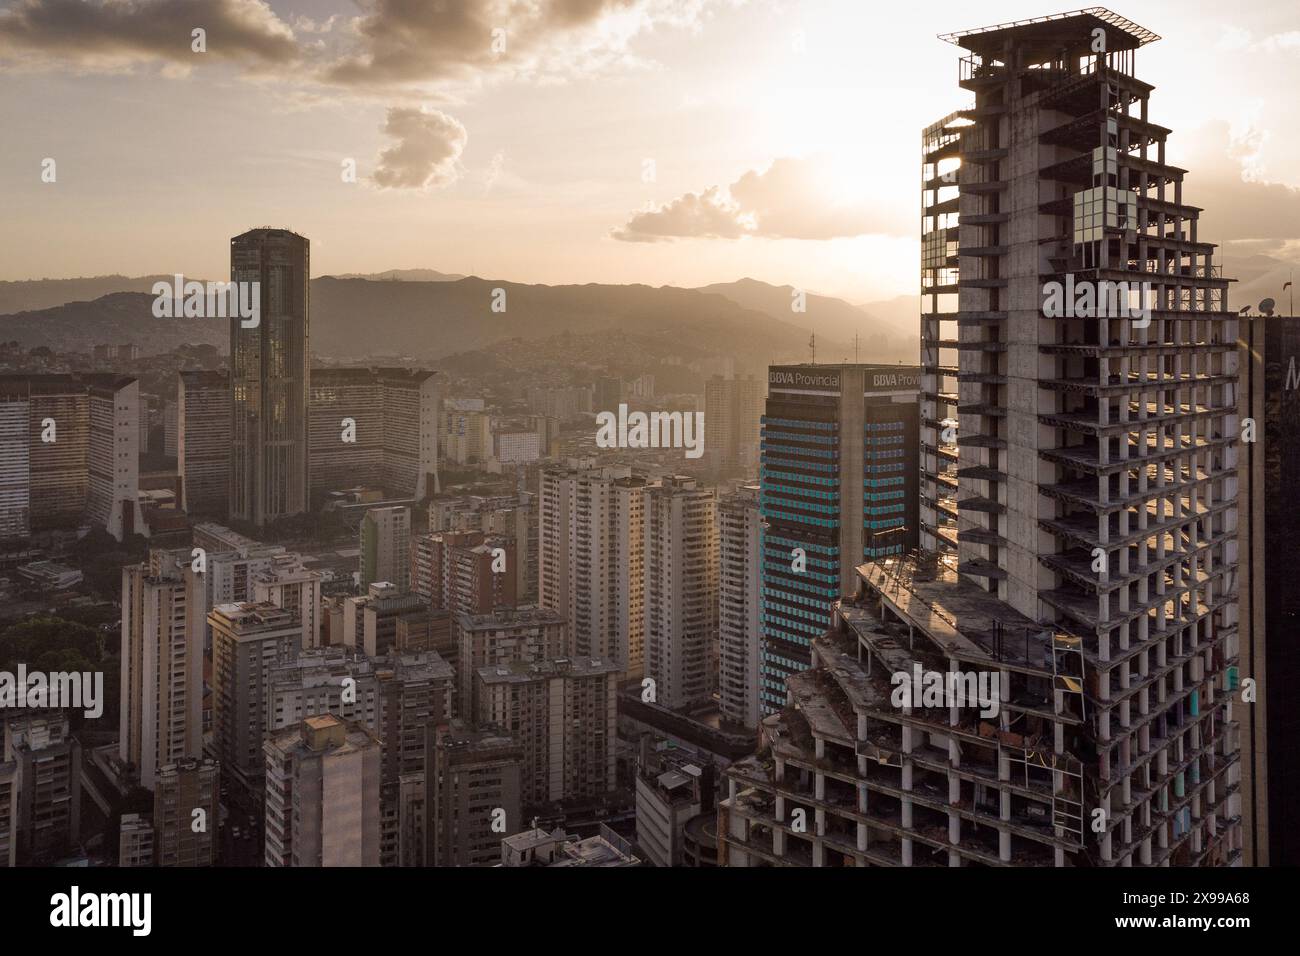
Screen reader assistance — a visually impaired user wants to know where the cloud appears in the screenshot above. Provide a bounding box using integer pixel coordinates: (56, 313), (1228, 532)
(613, 186), (753, 241)
(323, 0), (711, 91)
(0, 0), (298, 72)
(612, 155), (908, 243)
(371, 107), (468, 190)
(1175, 120), (1300, 242)
(0, 0), (719, 94)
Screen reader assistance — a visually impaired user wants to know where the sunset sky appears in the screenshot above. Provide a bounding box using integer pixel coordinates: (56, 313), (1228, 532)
(2, 0), (1298, 303)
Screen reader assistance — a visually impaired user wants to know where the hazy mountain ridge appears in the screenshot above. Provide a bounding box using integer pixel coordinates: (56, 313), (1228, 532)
(0, 275), (857, 368)
(6, 251), (1291, 367)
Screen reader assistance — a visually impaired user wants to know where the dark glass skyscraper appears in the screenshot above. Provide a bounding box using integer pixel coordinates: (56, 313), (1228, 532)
(229, 228), (310, 525)
(758, 364), (919, 715)
(1239, 313), (1300, 866)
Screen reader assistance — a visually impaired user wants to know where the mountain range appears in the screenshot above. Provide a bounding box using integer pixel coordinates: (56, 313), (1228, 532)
(4, 251), (1295, 370)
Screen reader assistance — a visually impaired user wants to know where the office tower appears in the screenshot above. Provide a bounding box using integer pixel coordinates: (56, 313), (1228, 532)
(500, 825), (640, 867)
(377, 652), (455, 866)
(163, 399), (178, 457)
(119, 814), (154, 867)
(138, 394), (155, 454)
(269, 649), (383, 733)
(474, 656), (620, 808)
(252, 557), (324, 650)
(0, 759), (15, 867)
(153, 757), (218, 867)
(644, 476), (718, 710)
(120, 549), (205, 789)
(229, 228), (310, 525)
(307, 367), (439, 503)
(210, 601), (301, 802)
(0, 373), (144, 540)
(1238, 313), (1297, 865)
(594, 376), (623, 411)
(634, 736), (714, 868)
(704, 374), (765, 474)
(360, 505), (411, 591)
(494, 429), (541, 464)
(539, 460), (649, 677)
(4, 710), (81, 864)
(263, 715), (382, 867)
(455, 607), (569, 713)
(758, 364), (920, 715)
(426, 721), (523, 867)
(722, 10), (1239, 869)
(177, 370), (231, 517)
(718, 484), (763, 729)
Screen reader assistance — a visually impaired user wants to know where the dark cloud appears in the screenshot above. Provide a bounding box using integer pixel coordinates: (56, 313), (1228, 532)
(0, 0), (298, 71)
(371, 107), (468, 190)
(324, 0), (701, 89)
(0, 0), (712, 91)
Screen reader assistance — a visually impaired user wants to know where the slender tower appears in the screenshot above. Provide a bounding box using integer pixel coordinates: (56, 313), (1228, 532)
(229, 228), (310, 525)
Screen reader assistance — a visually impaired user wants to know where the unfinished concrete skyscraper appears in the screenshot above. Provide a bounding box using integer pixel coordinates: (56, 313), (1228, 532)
(722, 9), (1241, 867)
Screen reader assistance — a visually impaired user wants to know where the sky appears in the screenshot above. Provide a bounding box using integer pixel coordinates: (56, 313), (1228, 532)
(1, 0), (1298, 303)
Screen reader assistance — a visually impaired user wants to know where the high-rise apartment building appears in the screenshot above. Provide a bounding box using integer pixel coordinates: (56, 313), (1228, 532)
(252, 556), (324, 650)
(426, 492), (537, 602)
(308, 367), (439, 503)
(377, 652), (455, 866)
(0, 373), (144, 540)
(474, 656), (620, 808)
(718, 484), (764, 729)
(210, 601), (301, 802)
(153, 757), (219, 867)
(263, 715), (382, 867)
(120, 549), (205, 789)
(758, 364), (921, 715)
(360, 505), (411, 591)
(644, 476), (719, 710)
(229, 228), (310, 525)
(4, 710), (81, 864)
(1238, 312), (1297, 866)
(0, 759), (15, 867)
(722, 10), (1240, 869)
(269, 648), (383, 733)
(704, 374), (765, 474)
(177, 370), (231, 517)
(455, 607), (569, 713)
(426, 721), (523, 867)
(538, 460), (650, 677)
(440, 406), (492, 466)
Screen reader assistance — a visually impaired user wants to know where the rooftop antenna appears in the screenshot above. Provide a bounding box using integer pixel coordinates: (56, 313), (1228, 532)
(854, 332), (860, 364)
(1285, 271), (1293, 317)
(809, 333), (816, 365)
